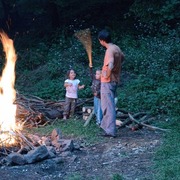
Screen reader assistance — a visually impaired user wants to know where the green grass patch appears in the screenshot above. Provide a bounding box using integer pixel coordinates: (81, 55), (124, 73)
(28, 117), (103, 144)
(153, 117), (180, 180)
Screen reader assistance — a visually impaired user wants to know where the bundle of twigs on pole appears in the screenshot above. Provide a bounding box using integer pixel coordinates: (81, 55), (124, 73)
(74, 28), (92, 67)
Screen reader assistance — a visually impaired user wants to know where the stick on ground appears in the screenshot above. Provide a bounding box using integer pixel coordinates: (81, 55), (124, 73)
(83, 109), (94, 127)
(128, 113), (170, 132)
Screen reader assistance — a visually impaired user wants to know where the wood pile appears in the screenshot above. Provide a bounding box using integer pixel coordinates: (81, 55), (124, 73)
(82, 106), (94, 120)
(82, 106), (169, 132)
(115, 109), (169, 132)
(14, 93), (93, 128)
(13, 92), (168, 132)
(14, 93), (64, 128)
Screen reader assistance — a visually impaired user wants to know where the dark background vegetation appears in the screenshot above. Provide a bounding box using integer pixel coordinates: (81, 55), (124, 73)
(0, 0), (180, 179)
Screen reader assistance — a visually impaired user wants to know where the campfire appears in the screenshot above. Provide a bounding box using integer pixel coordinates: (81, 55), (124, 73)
(0, 32), (76, 166)
(0, 32), (22, 147)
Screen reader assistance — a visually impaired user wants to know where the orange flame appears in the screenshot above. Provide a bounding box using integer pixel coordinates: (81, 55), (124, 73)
(0, 32), (20, 146)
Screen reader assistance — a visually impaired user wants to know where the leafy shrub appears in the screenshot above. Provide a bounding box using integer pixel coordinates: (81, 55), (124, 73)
(118, 75), (180, 116)
(121, 35), (180, 81)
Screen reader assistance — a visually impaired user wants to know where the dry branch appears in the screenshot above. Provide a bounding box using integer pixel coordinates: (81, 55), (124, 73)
(83, 109), (94, 127)
(128, 113), (170, 132)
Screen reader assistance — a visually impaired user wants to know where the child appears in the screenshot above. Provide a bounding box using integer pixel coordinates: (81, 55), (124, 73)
(63, 69), (85, 120)
(90, 67), (102, 126)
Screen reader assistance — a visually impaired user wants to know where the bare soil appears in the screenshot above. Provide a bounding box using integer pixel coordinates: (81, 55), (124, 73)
(0, 127), (162, 180)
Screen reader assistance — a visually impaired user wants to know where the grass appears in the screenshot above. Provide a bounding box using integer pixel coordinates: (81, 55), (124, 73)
(28, 116), (104, 145)
(153, 117), (180, 180)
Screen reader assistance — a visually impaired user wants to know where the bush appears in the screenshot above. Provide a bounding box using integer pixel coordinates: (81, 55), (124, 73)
(121, 35), (180, 81)
(118, 75), (180, 116)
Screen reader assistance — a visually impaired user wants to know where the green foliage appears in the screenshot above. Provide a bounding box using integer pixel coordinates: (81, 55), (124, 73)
(112, 174), (124, 180)
(116, 30), (180, 119)
(65, 173), (83, 180)
(130, 0), (180, 25)
(118, 75), (180, 116)
(16, 42), (48, 71)
(32, 79), (65, 100)
(128, 0), (180, 37)
(121, 35), (180, 81)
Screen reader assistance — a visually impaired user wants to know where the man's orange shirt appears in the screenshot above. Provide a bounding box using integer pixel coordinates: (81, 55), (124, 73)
(101, 61), (111, 82)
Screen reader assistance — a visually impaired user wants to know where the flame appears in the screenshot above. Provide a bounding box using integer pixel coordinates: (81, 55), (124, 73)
(0, 32), (20, 146)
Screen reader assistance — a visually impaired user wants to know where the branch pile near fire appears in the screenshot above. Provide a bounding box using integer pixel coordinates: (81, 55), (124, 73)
(15, 93), (64, 128)
(14, 94), (93, 128)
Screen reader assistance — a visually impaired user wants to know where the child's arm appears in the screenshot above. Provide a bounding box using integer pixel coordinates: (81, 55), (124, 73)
(64, 82), (72, 87)
(79, 84), (85, 89)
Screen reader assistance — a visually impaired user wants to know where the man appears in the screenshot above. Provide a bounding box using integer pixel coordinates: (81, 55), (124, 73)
(98, 29), (124, 137)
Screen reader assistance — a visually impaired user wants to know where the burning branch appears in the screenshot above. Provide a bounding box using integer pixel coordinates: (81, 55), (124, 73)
(74, 29), (92, 67)
(0, 31), (22, 147)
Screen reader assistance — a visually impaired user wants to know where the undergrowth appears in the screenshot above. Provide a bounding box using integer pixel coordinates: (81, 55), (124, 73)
(153, 117), (180, 180)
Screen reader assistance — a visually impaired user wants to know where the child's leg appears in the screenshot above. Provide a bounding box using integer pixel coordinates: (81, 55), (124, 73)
(97, 98), (102, 124)
(63, 97), (71, 119)
(70, 98), (77, 116)
(94, 96), (98, 117)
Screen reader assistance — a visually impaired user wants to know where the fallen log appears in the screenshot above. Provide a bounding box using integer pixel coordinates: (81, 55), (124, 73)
(83, 113), (90, 121)
(83, 109), (94, 127)
(76, 98), (93, 108)
(118, 118), (132, 128)
(82, 106), (94, 114)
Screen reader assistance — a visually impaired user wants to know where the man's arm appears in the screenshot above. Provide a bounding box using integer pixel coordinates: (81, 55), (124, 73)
(105, 49), (114, 78)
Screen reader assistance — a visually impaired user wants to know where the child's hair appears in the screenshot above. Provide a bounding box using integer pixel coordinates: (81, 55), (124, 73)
(96, 69), (101, 73)
(66, 69), (76, 79)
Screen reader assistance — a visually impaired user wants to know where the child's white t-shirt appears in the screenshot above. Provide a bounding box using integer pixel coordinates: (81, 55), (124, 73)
(65, 79), (80, 98)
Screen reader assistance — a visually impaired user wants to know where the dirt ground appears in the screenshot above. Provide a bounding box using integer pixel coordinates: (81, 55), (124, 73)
(0, 127), (162, 180)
